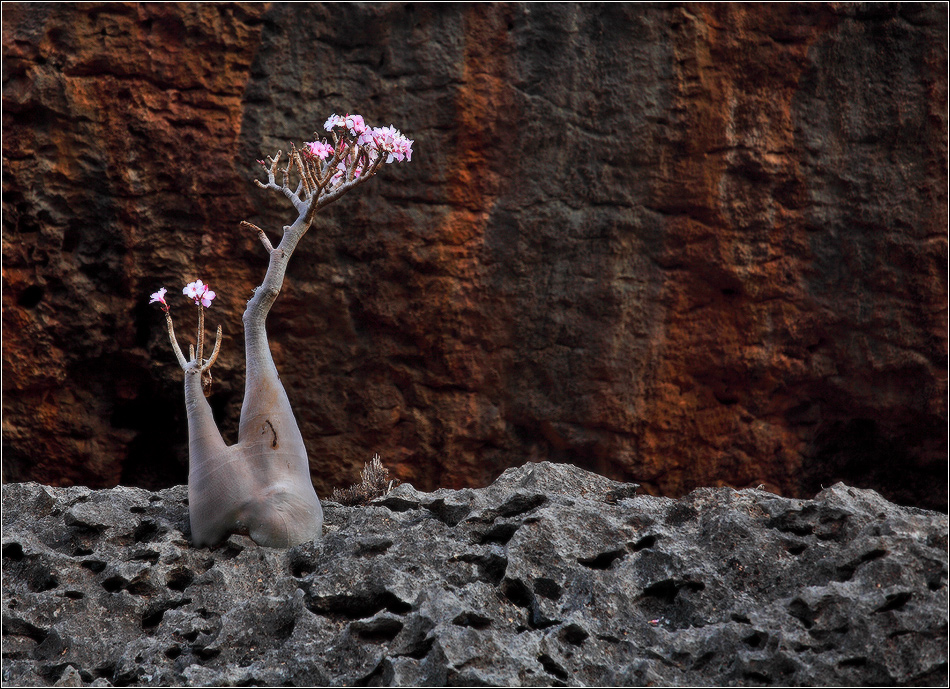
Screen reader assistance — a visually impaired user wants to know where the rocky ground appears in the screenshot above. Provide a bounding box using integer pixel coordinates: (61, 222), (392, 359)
(2, 462), (946, 686)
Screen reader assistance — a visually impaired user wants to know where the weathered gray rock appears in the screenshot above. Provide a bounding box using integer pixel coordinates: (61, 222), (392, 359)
(2, 462), (947, 686)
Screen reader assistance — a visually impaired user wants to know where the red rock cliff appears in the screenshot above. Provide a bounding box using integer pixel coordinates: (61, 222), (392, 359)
(3, 3), (947, 509)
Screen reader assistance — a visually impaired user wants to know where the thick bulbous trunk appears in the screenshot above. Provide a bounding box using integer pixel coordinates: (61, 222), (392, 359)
(182, 159), (370, 549)
(183, 265), (324, 548)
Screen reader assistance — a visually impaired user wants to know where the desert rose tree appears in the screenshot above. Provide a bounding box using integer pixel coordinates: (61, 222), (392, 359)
(151, 115), (413, 548)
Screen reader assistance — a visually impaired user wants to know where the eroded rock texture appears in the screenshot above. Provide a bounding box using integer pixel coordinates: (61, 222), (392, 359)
(2, 4), (947, 507)
(2, 462), (947, 686)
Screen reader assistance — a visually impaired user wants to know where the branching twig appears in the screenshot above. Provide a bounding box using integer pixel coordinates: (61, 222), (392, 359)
(196, 304), (205, 367)
(241, 220), (274, 254)
(200, 325), (222, 372)
(164, 311), (188, 370)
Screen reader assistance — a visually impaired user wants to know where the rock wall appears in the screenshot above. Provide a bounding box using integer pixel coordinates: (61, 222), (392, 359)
(2, 463), (947, 686)
(2, 3), (947, 508)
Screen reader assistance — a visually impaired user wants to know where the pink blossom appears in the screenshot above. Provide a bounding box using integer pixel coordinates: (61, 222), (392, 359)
(183, 280), (216, 308)
(199, 289), (216, 308)
(344, 113), (366, 136)
(149, 287), (168, 311)
(304, 140), (333, 160)
(324, 113), (345, 131)
(183, 280), (204, 300)
(371, 125), (413, 163)
(357, 129), (377, 147)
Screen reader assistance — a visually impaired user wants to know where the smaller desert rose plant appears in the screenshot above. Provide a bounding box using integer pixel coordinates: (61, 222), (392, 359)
(151, 114), (412, 548)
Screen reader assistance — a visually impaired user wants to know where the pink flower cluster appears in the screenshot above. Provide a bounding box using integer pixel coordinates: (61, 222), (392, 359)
(149, 280), (217, 310)
(372, 124), (413, 163)
(184, 280), (216, 308)
(307, 113), (413, 167)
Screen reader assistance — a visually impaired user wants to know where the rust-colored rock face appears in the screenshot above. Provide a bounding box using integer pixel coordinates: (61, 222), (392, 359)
(3, 3), (947, 509)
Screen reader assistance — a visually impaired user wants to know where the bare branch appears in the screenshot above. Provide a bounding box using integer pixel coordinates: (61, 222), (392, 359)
(291, 144), (313, 198)
(197, 305), (205, 368)
(164, 310), (188, 370)
(241, 221), (274, 253)
(254, 150), (305, 211)
(200, 325), (223, 372)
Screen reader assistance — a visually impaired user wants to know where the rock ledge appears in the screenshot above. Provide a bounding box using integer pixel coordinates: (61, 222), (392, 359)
(2, 462), (947, 686)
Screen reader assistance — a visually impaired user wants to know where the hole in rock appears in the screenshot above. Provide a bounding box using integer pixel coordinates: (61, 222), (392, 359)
(874, 591), (912, 613)
(836, 548), (887, 581)
(62, 591), (84, 600)
(164, 646), (182, 660)
(403, 635), (434, 660)
(17, 285), (45, 309)
(479, 522), (519, 545)
(457, 552), (508, 586)
(578, 549), (625, 570)
(216, 543), (244, 560)
(538, 654), (569, 682)
(29, 570), (59, 593)
(641, 579), (704, 604)
(560, 623), (589, 645)
(500, 578), (559, 630)
(501, 578), (533, 609)
(354, 538), (393, 557)
(787, 598), (815, 628)
(131, 549), (160, 564)
(496, 494), (548, 519)
(93, 664), (115, 682)
(193, 646), (220, 661)
(101, 576), (127, 593)
(65, 518), (105, 538)
(3, 542), (25, 561)
(743, 631), (766, 648)
(426, 499), (471, 526)
(692, 651), (716, 671)
(308, 591), (412, 620)
(289, 557), (313, 578)
(81, 559), (107, 574)
(785, 542), (808, 555)
(126, 579), (154, 596)
(352, 617), (404, 643)
(630, 535), (658, 552)
(838, 657), (867, 668)
(133, 520), (163, 543)
(6, 617), (48, 643)
(452, 612), (492, 629)
(665, 503), (699, 526)
(743, 671), (771, 683)
(72, 547), (94, 557)
(166, 568), (194, 592)
(533, 577), (562, 600)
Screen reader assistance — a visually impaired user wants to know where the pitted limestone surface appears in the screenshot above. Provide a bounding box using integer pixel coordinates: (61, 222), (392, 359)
(2, 462), (947, 686)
